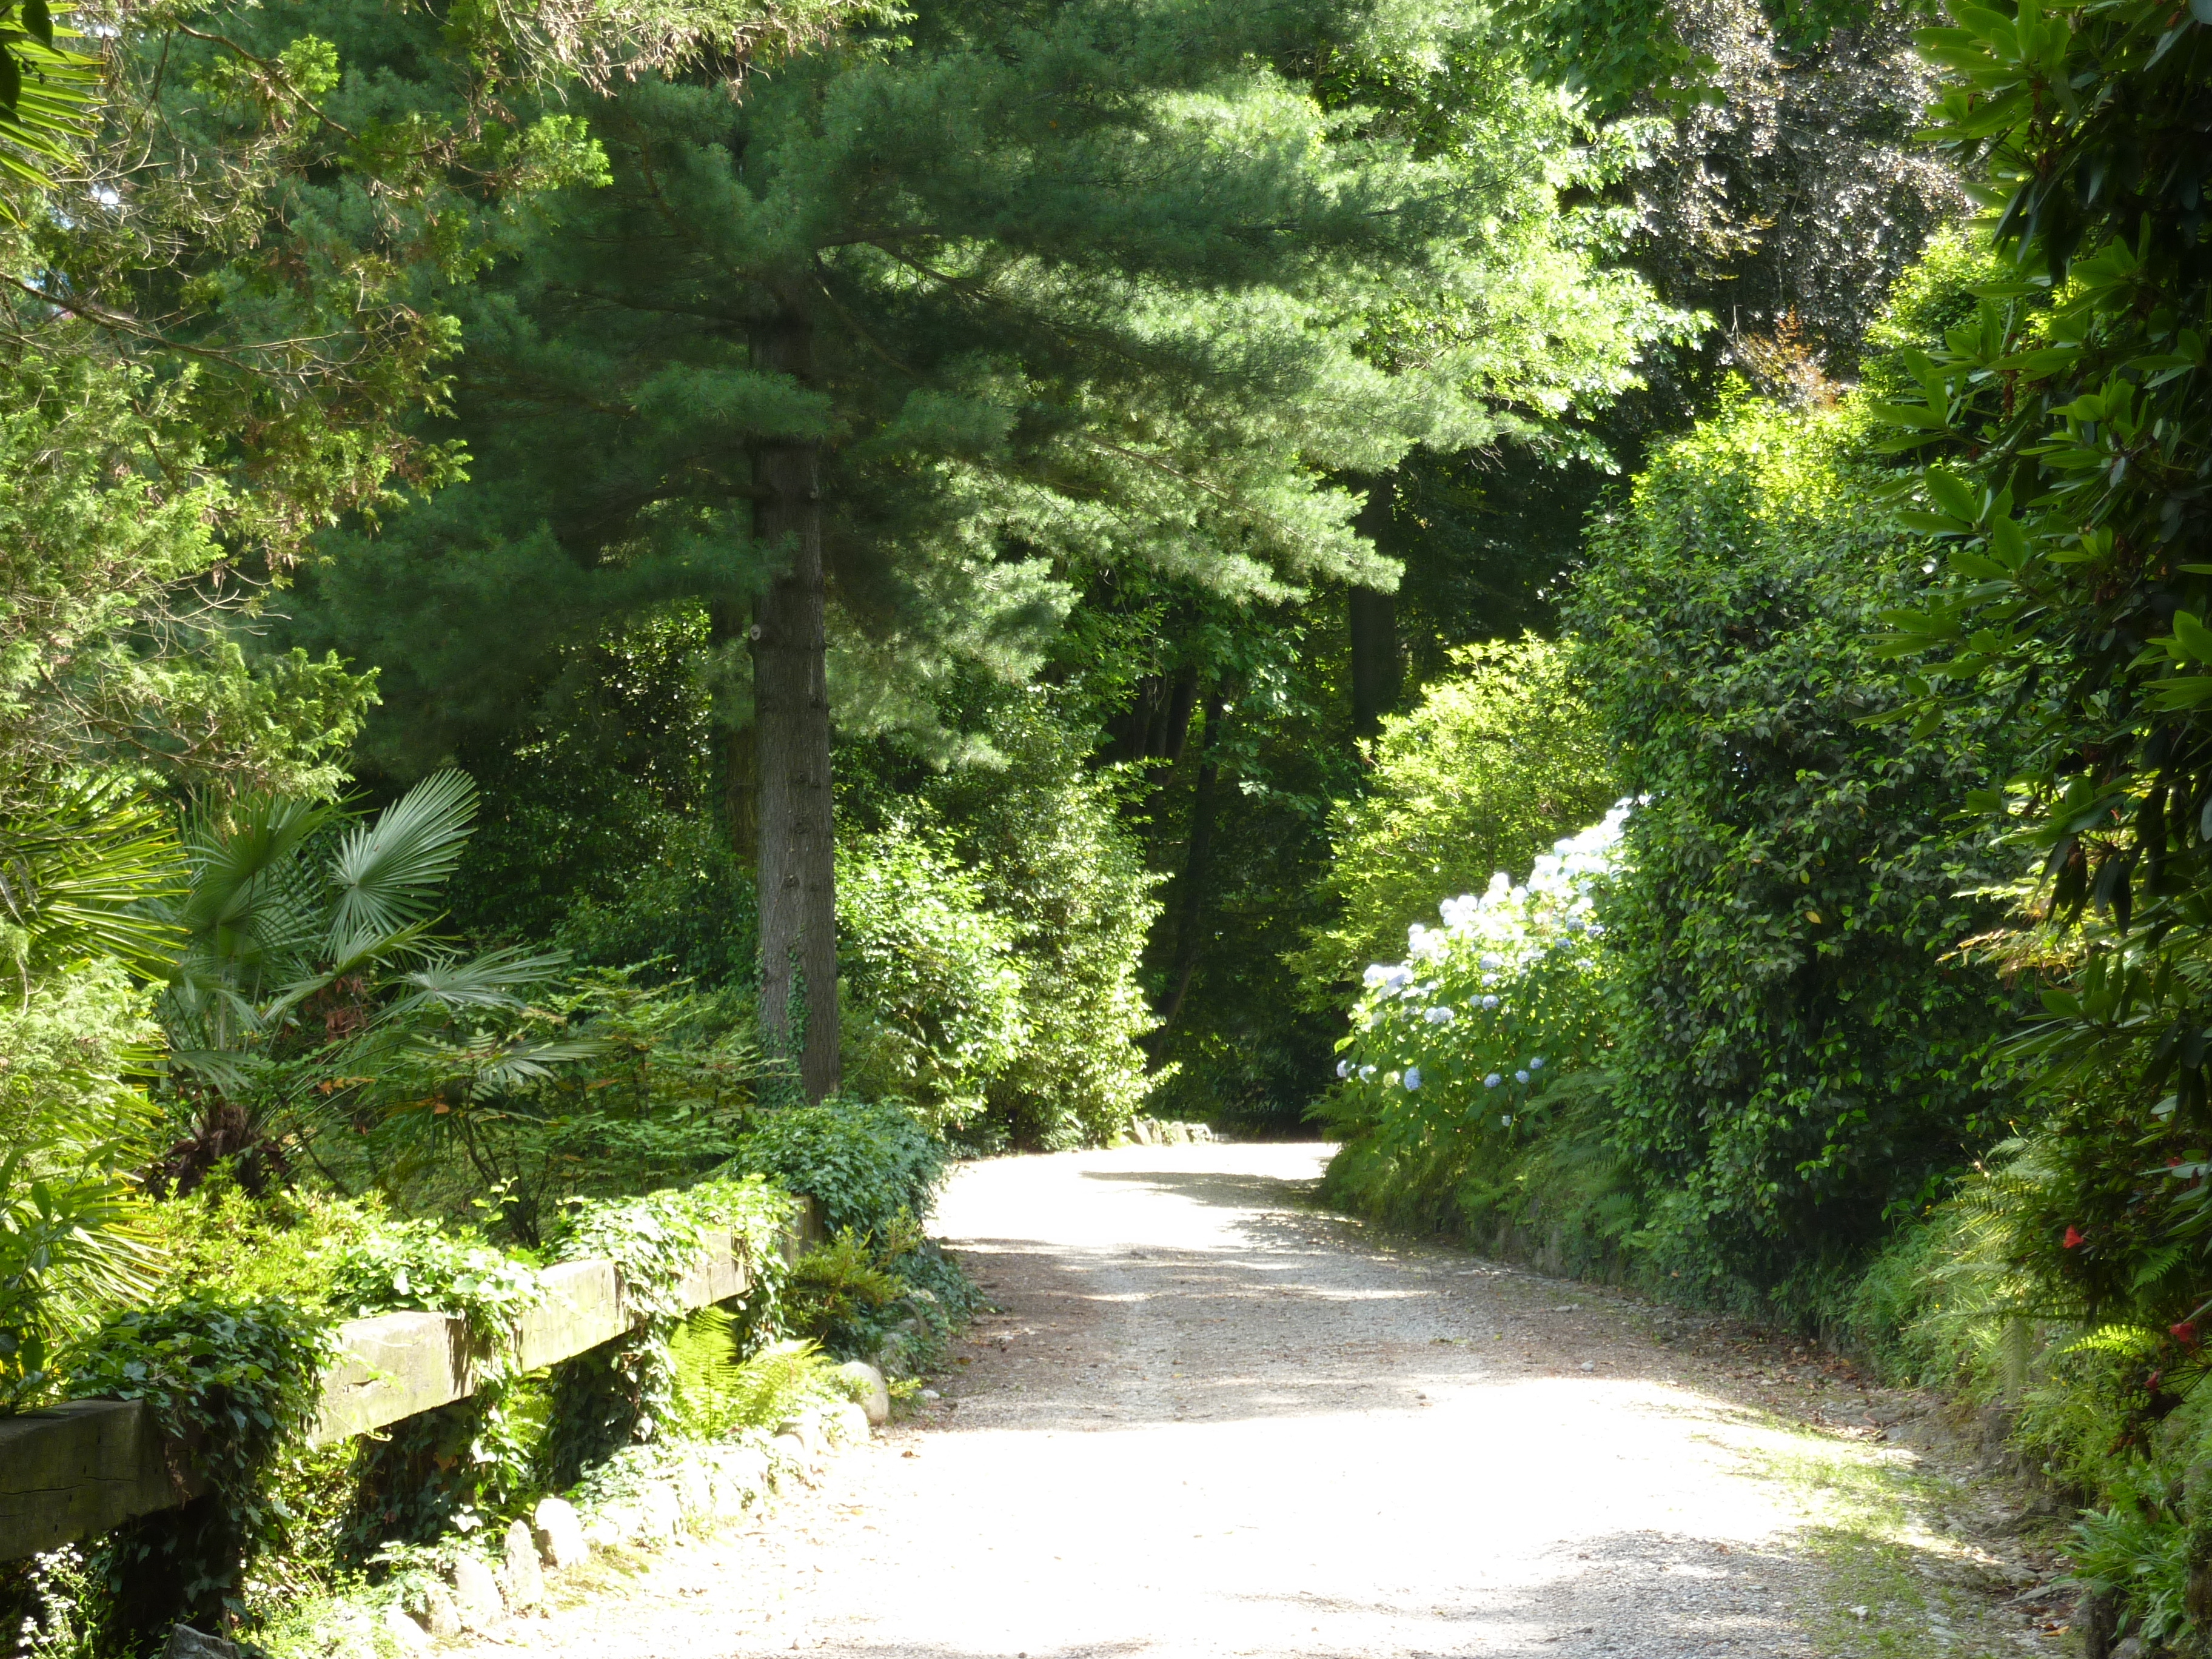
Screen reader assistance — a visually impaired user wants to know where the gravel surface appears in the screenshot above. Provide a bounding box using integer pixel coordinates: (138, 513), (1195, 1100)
(458, 1143), (2071, 1658)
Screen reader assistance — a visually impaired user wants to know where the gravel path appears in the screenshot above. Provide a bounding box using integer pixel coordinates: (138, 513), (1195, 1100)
(461, 1143), (2068, 1658)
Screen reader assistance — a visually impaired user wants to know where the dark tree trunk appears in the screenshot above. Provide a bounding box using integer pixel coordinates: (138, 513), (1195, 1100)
(750, 307), (838, 1101)
(1150, 689), (1227, 1053)
(1349, 477), (1400, 739)
(1105, 663), (1198, 769)
(709, 598), (758, 863)
(1155, 663), (1201, 768)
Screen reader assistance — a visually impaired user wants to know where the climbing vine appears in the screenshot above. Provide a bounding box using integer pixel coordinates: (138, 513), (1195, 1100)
(65, 1298), (332, 1632)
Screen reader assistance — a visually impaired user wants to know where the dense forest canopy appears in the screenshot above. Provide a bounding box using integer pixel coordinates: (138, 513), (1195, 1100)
(1, 0), (2209, 1644)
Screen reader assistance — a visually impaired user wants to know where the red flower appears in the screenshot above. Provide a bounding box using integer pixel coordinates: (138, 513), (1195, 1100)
(2063, 1226), (2086, 1249)
(2173, 1322), (2200, 1347)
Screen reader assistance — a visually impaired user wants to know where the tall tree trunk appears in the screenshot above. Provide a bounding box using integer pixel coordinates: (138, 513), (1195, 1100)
(1156, 662), (1201, 766)
(709, 598), (758, 863)
(1349, 477), (1400, 739)
(1150, 689), (1227, 1054)
(750, 307), (839, 1101)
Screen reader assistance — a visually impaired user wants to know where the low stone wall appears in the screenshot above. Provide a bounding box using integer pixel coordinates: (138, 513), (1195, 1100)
(0, 1201), (822, 1562)
(1125, 1117), (1218, 1146)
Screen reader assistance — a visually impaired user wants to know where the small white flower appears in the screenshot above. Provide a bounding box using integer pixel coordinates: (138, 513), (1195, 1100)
(1358, 1065), (1376, 1082)
(1501, 1114), (1514, 1127)
(1424, 1005), (1455, 1025)
(1480, 952), (1503, 970)
(1484, 1073), (1502, 1088)
(91, 186), (120, 208)
(1515, 1069), (1530, 1084)
(1403, 1067), (1422, 1091)
(1335, 1058), (1353, 1079)
(1480, 995), (1500, 1010)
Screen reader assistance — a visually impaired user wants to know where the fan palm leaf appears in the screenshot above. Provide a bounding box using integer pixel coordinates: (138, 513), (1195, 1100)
(169, 793), (339, 999)
(324, 769), (478, 947)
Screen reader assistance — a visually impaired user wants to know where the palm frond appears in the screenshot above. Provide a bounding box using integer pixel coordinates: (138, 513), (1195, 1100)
(382, 947), (569, 1020)
(403, 1031), (606, 1095)
(168, 793), (340, 999)
(324, 771), (478, 947)
(0, 777), (184, 980)
(0, 16), (102, 218)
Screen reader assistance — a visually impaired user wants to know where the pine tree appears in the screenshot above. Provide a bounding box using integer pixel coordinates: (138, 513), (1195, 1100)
(290, 0), (1672, 1098)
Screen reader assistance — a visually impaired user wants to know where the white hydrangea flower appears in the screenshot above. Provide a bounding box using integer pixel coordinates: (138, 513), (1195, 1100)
(1423, 1005), (1455, 1025)
(1336, 1058), (1353, 1078)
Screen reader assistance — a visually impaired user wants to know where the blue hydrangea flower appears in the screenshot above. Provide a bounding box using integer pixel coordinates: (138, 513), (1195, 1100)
(1484, 1072), (1502, 1088)
(1529, 1056), (1545, 1071)
(1515, 1069), (1531, 1084)
(1403, 1067), (1422, 1091)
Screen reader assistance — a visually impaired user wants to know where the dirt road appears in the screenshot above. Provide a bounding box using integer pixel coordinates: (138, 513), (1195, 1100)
(481, 1143), (2065, 1658)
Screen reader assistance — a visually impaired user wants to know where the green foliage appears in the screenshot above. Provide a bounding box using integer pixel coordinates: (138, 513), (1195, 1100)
(1858, 8), (2212, 1635)
(780, 1230), (905, 1358)
(0, 348), (374, 809)
(837, 823), (1024, 1133)
(153, 771), (577, 1199)
(667, 1324), (839, 1442)
(1868, 0), (2212, 1351)
(1292, 638), (1617, 1004)
(66, 1297), (331, 1629)
(359, 971), (763, 1250)
(321, 1213), (549, 1549)
(925, 697), (1162, 1149)
(780, 1212), (979, 1369)
(735, 1098), (948, 1242)
(0, 786), (178, 1410)
(280, 0), (1678, 806)
(1568, 394), (2026, 1285)
(2074, 1490), (2194, 1648)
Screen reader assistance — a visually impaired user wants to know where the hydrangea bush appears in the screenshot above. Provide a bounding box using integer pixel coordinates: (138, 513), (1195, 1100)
(1318, 804), (1629, 1228)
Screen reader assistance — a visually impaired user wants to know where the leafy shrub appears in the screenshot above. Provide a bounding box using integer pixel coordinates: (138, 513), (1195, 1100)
(781, 1212), (979, 1369)
(66, 1298), (332, 1631)
(837, 822), (1025, 1131)
(733, 1097), (948, 1240)
(1566, 393), (2025, 1289)
(547, 815), (759, 988)
(927, 697), (1161, 1148)
(1319, 805), (1627, 1235)
(1291, 638), (1617, 1006)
